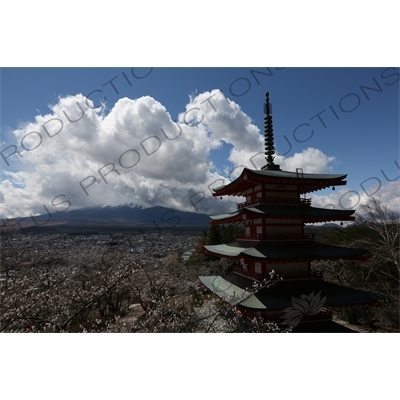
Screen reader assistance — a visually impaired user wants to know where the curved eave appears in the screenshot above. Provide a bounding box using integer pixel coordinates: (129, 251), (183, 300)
(200, 273), (379, 310)
(199, 275), (266, 308)
(253, 279), (378, 310)
(205, 241), (368, 261)
(209, 205), (356, 224)
(222, 273), (379, 309)
(209, 210), (242, 224)
(211, 168), (348, 196)
(205, 243), (264, 259)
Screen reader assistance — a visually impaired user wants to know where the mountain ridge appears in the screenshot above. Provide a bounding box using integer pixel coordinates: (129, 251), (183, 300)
(3, 204), (211, 231)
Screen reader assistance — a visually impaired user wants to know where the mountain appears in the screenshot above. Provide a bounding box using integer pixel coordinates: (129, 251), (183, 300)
(4, 205), (211, 234)
(3, 208), (348, 235)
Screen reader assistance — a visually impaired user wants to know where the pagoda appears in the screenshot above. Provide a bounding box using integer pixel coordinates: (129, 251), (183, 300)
(199, 92), (378, 332)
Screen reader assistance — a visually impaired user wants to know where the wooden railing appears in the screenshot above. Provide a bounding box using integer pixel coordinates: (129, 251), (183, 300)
(237, 197), (311, 209)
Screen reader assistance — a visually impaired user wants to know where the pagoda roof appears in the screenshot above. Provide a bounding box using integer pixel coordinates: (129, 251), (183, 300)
(199, 273), (378, 310)
(204, 240), (367, 261)
(212, 168), (348, 196)
(209, 204), (355, 224)
(251, 168), (346, 181)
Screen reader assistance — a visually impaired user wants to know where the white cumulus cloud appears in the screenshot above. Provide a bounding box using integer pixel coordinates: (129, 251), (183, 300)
(2, 89), (394, 220)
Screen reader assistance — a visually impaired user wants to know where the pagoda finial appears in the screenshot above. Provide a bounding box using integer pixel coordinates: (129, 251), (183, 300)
(261, 92), (281, 171)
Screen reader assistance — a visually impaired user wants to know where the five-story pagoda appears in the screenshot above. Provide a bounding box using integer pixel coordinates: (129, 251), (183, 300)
(199, 92), (377, 330)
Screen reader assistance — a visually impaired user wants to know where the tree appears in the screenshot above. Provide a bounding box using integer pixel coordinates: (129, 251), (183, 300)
(222, 224), (243, 243)
(189, 224), (245, 264)
(207, 224), (222, 245)
(0, 228), (284, 333)
(188, 230), (208, 264)
(356, 198), (399, 328)
(357, 197), (399, 275)
(313, 197), (399, 329)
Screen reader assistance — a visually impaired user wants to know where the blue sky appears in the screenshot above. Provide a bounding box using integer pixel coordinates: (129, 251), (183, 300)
(0, 67), (399, 218)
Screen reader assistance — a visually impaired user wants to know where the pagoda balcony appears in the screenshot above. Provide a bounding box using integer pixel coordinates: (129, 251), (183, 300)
(236, 232), (316, 241)
(237, 197), (311, 209)
(233, 266), (323, 281)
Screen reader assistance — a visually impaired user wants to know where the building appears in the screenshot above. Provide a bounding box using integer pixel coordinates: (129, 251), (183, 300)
(199, 92), (378, 332)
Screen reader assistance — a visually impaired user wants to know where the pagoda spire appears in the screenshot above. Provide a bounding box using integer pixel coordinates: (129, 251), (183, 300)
(261, 92), (281, 171)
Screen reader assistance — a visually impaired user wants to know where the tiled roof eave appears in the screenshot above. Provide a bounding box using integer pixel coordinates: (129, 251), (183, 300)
(209, 204), (356, 224)
(211, 168), (348, 196)
(205, 242), (368, 261)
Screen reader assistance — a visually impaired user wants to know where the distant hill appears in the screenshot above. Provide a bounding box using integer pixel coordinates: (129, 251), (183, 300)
(305, 223), (344, 231)
(305, 222), (347, 242)
(3, 205), (211, 234)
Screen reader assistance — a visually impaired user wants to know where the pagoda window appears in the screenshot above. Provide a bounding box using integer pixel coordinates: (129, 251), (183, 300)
(256, 226), (263, 235)
(255, 262), (262, 275)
